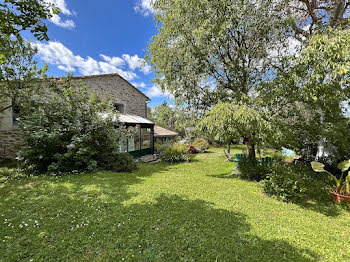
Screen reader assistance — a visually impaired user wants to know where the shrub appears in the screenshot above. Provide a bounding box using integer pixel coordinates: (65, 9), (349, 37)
(192, 138), (209, 153)
(18, 77), (124, 174)
(155, 141), (172, 154)
(107, 153), (137, 173)
(262, 161), (332, 203)
(237, 157), (272, 181)
(160, 143), (190, 163)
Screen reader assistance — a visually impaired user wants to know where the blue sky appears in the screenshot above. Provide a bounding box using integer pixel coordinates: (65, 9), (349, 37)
(29, 0), (171, 108)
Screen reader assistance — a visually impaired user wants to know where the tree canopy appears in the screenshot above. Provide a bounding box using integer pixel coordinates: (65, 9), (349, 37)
(148, 0), (289, 109)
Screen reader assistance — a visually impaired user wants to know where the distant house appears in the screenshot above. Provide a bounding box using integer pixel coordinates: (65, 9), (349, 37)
(154, 125), (178, 143)
(0, 73), (155, 159)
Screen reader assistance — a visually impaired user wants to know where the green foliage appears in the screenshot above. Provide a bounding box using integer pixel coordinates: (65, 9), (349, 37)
(159, 143), (190, 163)
(237, 157), (272, 181)
(192, 138), (209, 153)
(0, 38), (47, 114)
(18, 76), (123, 174)
(0, 0), (54, 41)
(148, 0), (288, 109)
(263, 162), (308, 203)
(106, 153), (137, 173)
(266, 28), (350, 161)
(311, 159), (350, 195)
(263, 161), (332, 203)
(200, 101), (276, 159)
(150, 101), (199, 138)
(154, 141), (172, 154)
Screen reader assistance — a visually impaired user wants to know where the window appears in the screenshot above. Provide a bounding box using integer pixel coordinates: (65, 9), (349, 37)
(114, 103), (125, 114)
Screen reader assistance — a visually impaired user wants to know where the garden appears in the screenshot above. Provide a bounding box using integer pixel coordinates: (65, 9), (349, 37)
(1, 146), (350, 261)
(1, 0), (350, 261)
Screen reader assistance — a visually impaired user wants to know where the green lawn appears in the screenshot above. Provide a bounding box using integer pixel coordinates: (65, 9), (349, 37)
(0, 147), (349, 261)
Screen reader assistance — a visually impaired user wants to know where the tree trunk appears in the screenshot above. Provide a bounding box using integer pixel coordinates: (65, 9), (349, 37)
(245, 137), (256, 160)
(227, 143), (231, 154)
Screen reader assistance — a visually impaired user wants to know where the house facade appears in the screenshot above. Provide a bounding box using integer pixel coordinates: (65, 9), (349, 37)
(0, 73), (154, 159)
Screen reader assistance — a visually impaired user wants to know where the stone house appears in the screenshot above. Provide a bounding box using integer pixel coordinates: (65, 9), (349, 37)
(0, 73), (155, 159)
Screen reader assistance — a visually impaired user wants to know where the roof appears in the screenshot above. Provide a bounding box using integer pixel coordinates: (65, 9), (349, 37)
(119, 114), (154, 125)
(154, 125), (178, 137)
(53, 73), (150, 101)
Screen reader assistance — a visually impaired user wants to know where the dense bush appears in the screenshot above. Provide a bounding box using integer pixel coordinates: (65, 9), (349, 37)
(237, 157), (272, 181)
(160, 143), (190, 163)
(262, 161), (332, 203)
(18, 77), (127, 174)
(105, 153), (137, 173)
(192, 138), (210, 153)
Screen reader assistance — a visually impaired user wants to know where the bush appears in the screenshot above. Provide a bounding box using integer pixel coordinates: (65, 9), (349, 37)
(106, 153), (137, 173)
(18, 77), (124, 174)
(160, 143), (190, 163)
(237, 157), (272, 181)
(262, 161), (332, 203)
(155, 141), (172, 154)
(192, 138), (209, 153)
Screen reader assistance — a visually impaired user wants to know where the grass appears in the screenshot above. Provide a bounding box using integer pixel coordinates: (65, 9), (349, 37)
(0, 147), (349, 261)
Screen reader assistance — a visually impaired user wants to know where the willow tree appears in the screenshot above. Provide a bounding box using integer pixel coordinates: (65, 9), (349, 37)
(200, 102), (274, 159)
(147, 0), (289, 109)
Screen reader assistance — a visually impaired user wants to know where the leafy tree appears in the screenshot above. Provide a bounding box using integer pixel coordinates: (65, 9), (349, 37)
(0, 0), (56, 41)
(200, 102), (275, 159)
(0, 38), (47, 114)
(149, 102), (176, 130)
(148, 0), (289, 109)
(150, 101), (200, 138)
(265, 28), (350, 160)
(0, 0), (56, 115)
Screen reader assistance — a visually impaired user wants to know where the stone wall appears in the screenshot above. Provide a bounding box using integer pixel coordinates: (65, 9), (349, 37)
(0, 129), (23, 160)
(75, 74), (149, 117)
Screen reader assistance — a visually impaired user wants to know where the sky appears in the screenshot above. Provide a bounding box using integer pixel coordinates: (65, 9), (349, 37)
(28, 0), (171, 108)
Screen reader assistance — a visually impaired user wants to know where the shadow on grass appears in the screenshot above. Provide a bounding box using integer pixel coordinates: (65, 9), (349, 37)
(210, 171), (344, 217)
(0, 162), (319, 261)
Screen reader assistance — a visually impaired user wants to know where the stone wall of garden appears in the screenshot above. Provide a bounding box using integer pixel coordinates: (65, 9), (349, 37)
(0, 129), (23, 159)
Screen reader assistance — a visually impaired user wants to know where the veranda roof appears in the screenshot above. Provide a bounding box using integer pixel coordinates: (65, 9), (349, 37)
(119, 114), (154, 125)
(154, 125), (178, 137)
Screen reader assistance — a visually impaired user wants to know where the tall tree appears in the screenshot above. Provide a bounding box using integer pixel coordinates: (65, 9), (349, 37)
(147, 0), (289, 156)
(148, 0), (289, 109)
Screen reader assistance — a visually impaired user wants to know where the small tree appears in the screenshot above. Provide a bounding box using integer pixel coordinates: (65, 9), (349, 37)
(18, 76), (124, 174)
(200, 102), (275, 159)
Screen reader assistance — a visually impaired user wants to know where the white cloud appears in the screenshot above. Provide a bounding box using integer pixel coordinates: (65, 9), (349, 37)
(144, 85), (170, 98)
(44, 0), (75, 29)
(122, 54), (152, 74)
(100, 55), (125, 67)
(134, 0), (154, 16)
(131, 82), (147, 88)
(35, 41), (139, 80)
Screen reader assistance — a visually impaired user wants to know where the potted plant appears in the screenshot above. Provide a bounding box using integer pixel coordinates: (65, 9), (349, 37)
(311, 160), (350, 203)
